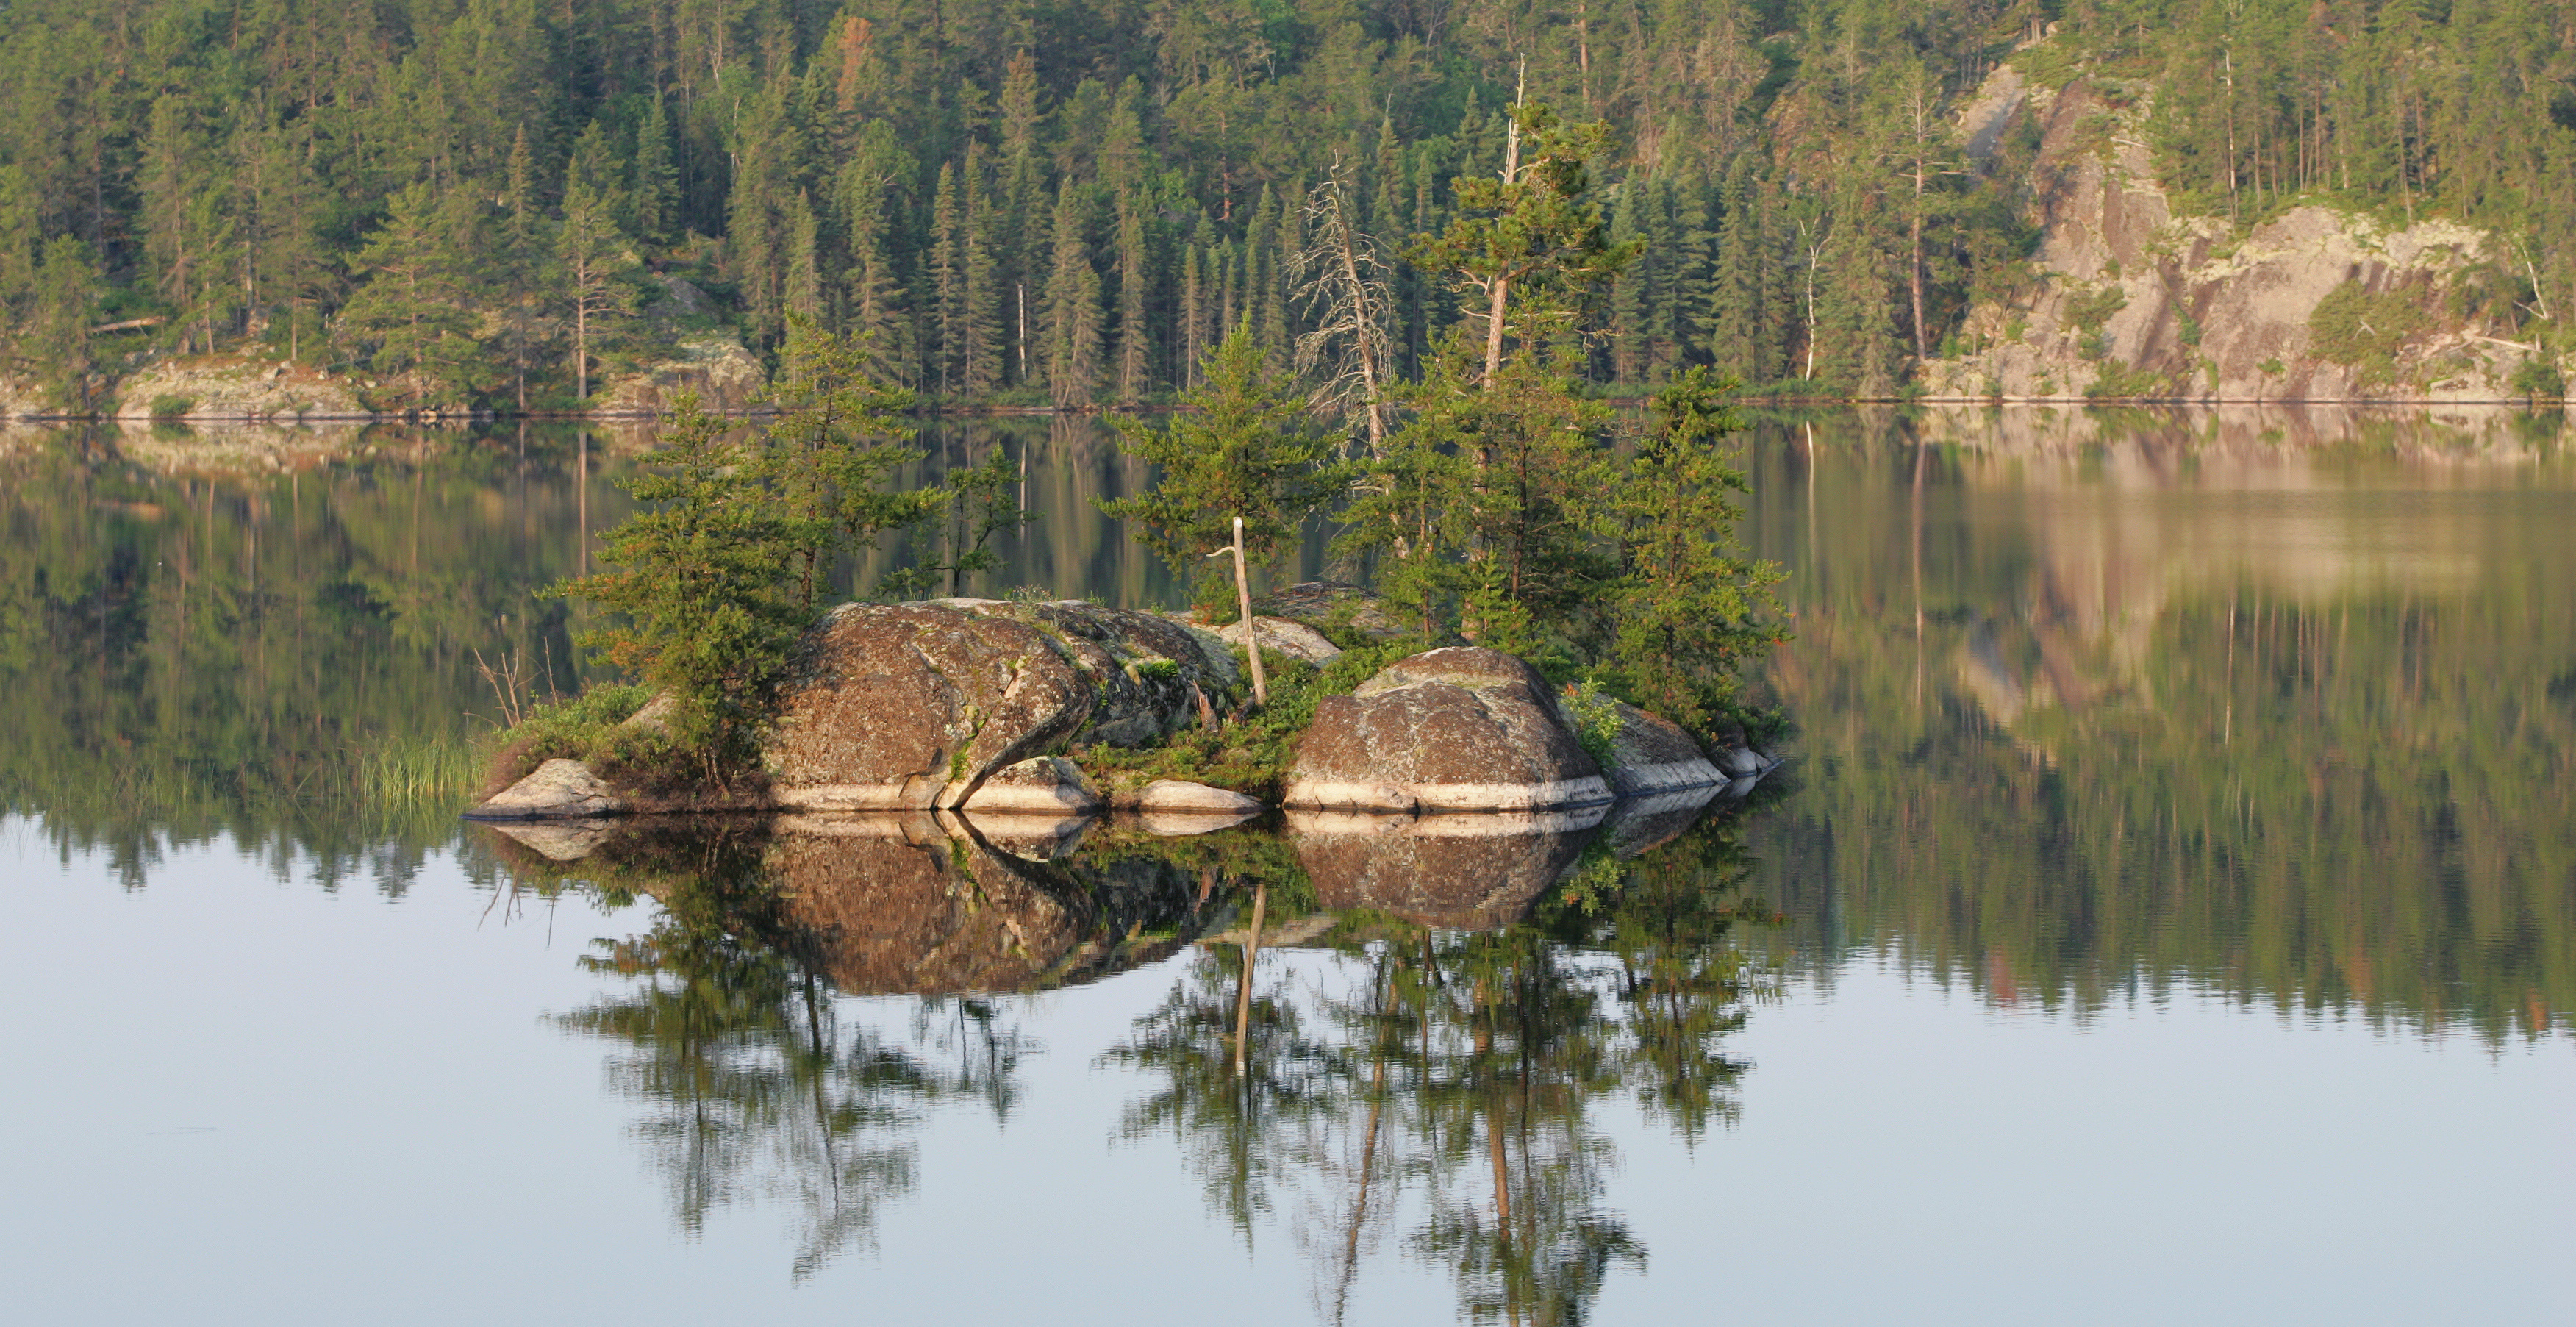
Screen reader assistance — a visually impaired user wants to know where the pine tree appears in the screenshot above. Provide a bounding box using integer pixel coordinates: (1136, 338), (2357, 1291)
(501, 125), (546, 409)
(1707, 155), (1774, 386)
(1602, 368), (1786, 732)
(335, 184), (490, 405)
(1112, 188), (1152, 402)
(1040, 185), (1103, 407)
(631, 93), (679, 246)
(785, 187), (821, 326)
(558, 174), (637, 403)
(929, 161), (963, 395)
(1100, 323), (1345, 615)
(962, 146), (1005, 395)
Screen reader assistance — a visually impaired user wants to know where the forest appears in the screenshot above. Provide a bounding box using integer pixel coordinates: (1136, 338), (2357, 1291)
(1, 0), (2571, 410)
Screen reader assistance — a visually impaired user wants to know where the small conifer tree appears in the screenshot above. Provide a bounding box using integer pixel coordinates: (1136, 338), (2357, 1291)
(1100, 323), (1345, 616)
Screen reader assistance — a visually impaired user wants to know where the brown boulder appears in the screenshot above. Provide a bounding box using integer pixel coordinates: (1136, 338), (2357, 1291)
(764, 599), (1234, 812)
(1283, 648), (1611, 812)
(945, 598), (1239, 746)
(765, 602), (1091, 809)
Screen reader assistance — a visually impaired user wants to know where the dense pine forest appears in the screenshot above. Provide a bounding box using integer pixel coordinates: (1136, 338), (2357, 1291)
(1, 0), (2570, 409)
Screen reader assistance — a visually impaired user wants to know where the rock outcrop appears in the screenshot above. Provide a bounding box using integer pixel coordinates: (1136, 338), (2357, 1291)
(1253, 580), (1406, 640)
(1132, 779), (1266, 815)
(467, 758), (629, 819)
(959, 756), (1101, 814)
(1284, 648), (1613, 812)
(591, 336), (767, 415)
(1922, 69), (2567, 403)
(1586, 700), (1728, 796)
(110, 356), (371, 419)
(762, 598), (1235, 811)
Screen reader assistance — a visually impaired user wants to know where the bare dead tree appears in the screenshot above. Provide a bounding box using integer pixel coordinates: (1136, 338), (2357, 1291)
(1292, 155), (1396, 457)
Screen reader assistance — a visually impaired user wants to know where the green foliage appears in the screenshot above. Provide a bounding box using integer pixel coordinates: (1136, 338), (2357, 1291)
(2307, 281), (2427, 384)
(2086, 362), (2172, 399)
(754, 316), (934, 607)
(147, 395), (192, 418)
(481, 683), (667, 793)
(1099, 324), (1345, 616)
(1072, 640), (1414, 798)
(1595, 368), (1788, 732)
(1556, 679), (1623, 767)
(2066, 285), (2128, 334)
(550, 393), (808, 762)
(2508, 356), (2565, 401)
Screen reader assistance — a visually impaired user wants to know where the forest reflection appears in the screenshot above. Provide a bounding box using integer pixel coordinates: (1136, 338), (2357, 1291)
(4, 404), (2566, 1036)
(1740, 405), (2576, 1040)
(486, 793), (1773, 1315)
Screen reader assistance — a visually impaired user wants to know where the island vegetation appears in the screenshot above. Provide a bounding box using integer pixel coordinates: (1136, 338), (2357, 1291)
(499, 103), (1785, 804)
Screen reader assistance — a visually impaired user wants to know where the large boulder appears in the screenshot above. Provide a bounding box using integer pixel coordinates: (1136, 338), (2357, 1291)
(1284, 648), (1612, 812)
(763, 599), (1235, 810)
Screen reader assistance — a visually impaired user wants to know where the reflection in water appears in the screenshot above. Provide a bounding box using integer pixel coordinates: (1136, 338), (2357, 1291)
(1741, 409), (2575, 1037)
(8, 405), (2570, 1312)
(490, 791), (1772, 1320)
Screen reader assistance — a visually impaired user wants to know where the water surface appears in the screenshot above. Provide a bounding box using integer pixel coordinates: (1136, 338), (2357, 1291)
(3, 406), (2569, 1325)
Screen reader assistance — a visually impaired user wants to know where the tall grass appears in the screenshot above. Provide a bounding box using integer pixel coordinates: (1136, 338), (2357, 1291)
(348, 732), (484, 810)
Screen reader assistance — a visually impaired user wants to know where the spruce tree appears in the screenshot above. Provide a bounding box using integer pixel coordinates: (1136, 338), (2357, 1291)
(1040, 185), (1103, 407)
(557, 174), (637, 402)
(1601, 368), (1786, 732)
(1112, 188), (1152, 402)
(1100, 323), (1345, 615)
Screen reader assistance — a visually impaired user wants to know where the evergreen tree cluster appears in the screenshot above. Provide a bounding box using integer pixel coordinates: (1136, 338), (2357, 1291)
(1, 0), (2569, 409)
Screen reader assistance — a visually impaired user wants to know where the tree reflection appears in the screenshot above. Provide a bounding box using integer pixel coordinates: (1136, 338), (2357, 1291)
(1107, 807), (1773, 1325)
(540, 826), (1037, 1281)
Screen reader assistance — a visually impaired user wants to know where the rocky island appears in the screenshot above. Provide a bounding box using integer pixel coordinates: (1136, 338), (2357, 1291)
(467, 589), (1778, 831)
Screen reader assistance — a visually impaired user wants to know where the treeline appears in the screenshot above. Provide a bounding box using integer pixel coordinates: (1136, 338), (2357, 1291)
(1, 0), (2570, 410)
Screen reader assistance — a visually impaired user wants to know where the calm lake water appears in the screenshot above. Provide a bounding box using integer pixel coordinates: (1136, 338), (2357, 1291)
(4, 406), (2571, 1325)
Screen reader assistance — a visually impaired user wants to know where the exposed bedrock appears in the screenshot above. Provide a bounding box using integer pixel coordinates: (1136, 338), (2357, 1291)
(1282, 648), (1736, 812)
(762, 598), (1236, 811)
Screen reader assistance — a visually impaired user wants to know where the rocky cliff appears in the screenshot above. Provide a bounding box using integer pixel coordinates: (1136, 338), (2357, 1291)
(110, 355), (371, 419)
(1926, 71), (2567, 404)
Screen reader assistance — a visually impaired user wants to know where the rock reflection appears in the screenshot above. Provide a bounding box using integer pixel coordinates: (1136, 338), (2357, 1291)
(484, 795), (1772, 1315)
(1106, 795), (1773, 1325)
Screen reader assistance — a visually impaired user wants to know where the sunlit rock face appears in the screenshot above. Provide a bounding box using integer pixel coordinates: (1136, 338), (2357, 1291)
(470, 757), (628, 819)
(763, 599), (1235, 812)
(110, 355), (371, 420)
(590, 336), (767, 415)
(1284, 648), (1614, 812)
(1286, 807), (1606, 929)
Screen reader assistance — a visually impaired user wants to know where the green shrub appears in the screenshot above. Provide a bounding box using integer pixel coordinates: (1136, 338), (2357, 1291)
(2509, 356), (2566, 400)
(2308, 280), (2427, 384)
(148, 394), (194, 418)
(479, 683), (657, 794)
(1558, 679), (1623, 767)
(2066, 285), (2128, 334)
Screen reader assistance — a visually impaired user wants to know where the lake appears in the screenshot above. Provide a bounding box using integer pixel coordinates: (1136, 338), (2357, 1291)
(4, 405), (2570, 1326)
